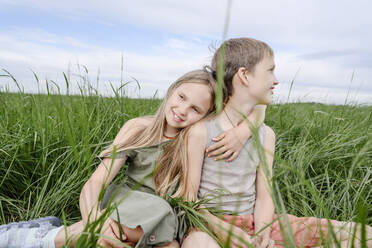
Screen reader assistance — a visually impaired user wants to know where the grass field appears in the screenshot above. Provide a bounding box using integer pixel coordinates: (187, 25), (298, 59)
(0, 84), (371, 246)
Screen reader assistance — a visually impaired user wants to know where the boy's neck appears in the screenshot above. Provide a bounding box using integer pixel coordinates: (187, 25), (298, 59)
(218, 98), (256, 128)
(217, 72), (259, 129)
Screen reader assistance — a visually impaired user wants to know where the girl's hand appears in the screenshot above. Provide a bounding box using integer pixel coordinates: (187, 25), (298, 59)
(257, 237), (275, 248)
(206, 125), (248, 162)
(97, 217), (133, 248)
(255, 231), (275, 248)
(222, 215), (254, 235)
(227, 228), (255, 248)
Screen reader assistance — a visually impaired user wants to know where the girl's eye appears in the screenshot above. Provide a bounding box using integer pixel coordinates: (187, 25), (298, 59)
(179, 94), (184, 99)
(193, 107), (199, 113)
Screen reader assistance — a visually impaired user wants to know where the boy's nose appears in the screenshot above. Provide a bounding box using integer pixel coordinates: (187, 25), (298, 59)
(274, 81), (279, 86)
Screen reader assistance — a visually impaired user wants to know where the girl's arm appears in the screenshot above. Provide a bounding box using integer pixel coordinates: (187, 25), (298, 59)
(207, 105), (266, 162)
(79, 157), (126, 224)
(186, 122), (254, 247)
(79, 118), (144, 224)
(253, 126), (276, 247)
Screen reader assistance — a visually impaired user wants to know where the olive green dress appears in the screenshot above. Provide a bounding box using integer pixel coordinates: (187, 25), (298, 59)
(99, 142), (185, 248)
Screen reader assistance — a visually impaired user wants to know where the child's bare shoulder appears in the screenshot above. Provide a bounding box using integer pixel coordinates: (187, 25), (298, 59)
(189, 121), (208, 139)
(123, 116), (154, 128)
(263, 125), (276, 145)
(188, 121), (209, 151)
(264, 125), (275, 137)
(115, 117), (154, 141)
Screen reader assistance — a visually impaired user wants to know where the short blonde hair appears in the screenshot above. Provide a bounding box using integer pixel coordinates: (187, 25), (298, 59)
(211, 37), (273, 102)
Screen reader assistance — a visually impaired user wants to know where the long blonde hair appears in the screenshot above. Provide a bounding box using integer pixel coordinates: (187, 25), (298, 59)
(99, 69), (216, 196)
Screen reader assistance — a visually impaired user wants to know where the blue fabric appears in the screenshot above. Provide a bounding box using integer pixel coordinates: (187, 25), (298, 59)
(0, 216), (62, 248)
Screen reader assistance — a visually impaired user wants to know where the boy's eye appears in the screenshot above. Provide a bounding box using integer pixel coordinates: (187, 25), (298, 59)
(192, 107), (199, 113)
(179, 94), (184, 99)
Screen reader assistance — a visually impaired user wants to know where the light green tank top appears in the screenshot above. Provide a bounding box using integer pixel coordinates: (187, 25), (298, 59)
(100, 141), (172, 194)
(198, 118), (266, 215)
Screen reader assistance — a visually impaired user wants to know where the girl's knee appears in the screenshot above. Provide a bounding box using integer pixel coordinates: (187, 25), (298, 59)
(121, 224), (144, 242)
(54, 220), (84, 248)
(156, 239), (179, 248)
(181, 231), (219, 248)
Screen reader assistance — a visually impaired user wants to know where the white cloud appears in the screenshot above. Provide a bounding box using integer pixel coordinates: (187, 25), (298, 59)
(274, 85), (372, 105)
(0, 28), (210, 97)
(274, 51), (372, 104)
(1, 0), (372, 103)
(7, 0), (371, 50)
(3, 1), (371, 56)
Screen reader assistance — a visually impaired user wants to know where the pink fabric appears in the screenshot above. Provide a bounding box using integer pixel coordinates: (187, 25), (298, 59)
(222, 214), (339, 247)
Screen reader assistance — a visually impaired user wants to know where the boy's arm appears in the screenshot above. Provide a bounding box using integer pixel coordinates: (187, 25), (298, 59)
(207, 105), (266, 162)
(253, 126), (276, 248)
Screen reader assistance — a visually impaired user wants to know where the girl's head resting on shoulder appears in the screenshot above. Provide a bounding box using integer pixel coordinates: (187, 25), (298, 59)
(158, 69), (216, 137)
(99, 69), (217, 198)
(100, 69), (216, 158)
(210, 37), (274, 103)
(154, 70), (218, 197)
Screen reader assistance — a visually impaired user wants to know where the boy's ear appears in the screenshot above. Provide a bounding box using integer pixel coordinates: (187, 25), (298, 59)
(237, 67), (249, 86)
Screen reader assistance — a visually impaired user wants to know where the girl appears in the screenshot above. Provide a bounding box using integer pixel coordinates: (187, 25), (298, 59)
(181, 38), (372, 248)
(0, 69), (264, 248)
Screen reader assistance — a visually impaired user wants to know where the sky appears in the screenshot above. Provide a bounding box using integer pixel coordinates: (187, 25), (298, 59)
(1, 0), (371, 104)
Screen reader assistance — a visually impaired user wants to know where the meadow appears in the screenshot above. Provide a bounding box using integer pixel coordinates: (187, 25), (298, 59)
(0, 80), (371, 246)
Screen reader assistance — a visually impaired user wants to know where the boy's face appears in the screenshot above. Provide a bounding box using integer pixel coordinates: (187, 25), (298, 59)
(246, 55), (278, 105)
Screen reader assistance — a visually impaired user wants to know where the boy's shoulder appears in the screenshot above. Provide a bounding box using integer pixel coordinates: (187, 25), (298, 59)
(189, 120), (208, 137)
(263, 124), (275, 144)
(263, 124), (275, 136)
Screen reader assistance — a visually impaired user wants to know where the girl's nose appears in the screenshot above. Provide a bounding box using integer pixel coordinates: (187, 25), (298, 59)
(178, 105), (187, 116)
(274, 81), (279, 86)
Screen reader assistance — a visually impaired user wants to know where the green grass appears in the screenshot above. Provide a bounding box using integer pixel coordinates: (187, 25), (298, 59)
(1, 82), (371, 247)
(267, 103), (372, 221)
(0, 90), (161, 223)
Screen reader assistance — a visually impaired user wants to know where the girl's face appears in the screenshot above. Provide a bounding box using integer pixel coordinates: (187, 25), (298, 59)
(164, 82), (212, 135)
(246, 55), (278, 105)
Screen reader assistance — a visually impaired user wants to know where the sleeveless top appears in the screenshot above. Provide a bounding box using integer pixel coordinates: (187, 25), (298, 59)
(100, 141), (172, 194)
(99, 141), (187, 247)
(198, 118), (266, 215)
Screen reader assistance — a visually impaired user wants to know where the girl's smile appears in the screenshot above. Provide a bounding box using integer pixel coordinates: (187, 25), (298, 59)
(171, 109), (184, 123)
(164, 82), (212, 136)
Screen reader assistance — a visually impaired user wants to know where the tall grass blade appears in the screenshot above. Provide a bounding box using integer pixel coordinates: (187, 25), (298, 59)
(286, 67), (300, 103)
